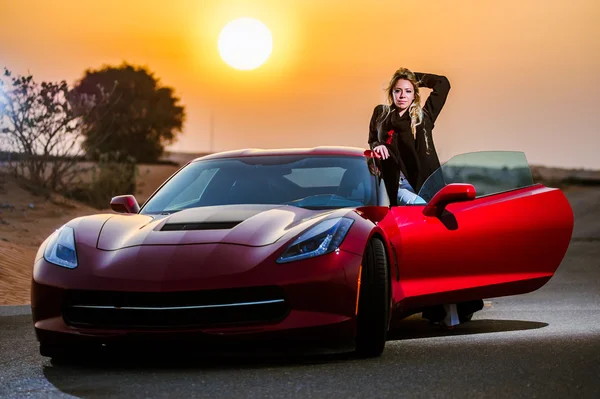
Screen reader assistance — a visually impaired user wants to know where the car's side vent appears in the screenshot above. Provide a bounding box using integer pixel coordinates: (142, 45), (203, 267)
(161, 221), (242, 231)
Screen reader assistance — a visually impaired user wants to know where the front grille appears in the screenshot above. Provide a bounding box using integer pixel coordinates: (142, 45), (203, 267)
(63, 286), (289, 329)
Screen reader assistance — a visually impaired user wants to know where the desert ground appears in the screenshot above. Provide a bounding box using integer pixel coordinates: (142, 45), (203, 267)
(0, 163), (182, 305)
(1, 158), (599, 306)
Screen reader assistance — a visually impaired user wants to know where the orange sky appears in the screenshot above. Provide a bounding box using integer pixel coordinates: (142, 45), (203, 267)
(1, 0), (599, 168)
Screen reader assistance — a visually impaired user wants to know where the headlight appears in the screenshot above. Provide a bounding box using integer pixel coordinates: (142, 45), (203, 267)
(44, 226), (78, 269)
(277, 217), (354, 263)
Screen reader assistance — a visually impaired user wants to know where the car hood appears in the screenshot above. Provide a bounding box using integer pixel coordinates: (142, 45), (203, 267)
(96, 204), (339, 250)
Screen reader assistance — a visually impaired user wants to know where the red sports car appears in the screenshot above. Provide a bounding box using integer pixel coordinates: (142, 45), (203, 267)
(31, 147), (574, 358)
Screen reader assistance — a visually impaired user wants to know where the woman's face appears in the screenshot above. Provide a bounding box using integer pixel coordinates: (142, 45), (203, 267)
(392, 79), (415, 111)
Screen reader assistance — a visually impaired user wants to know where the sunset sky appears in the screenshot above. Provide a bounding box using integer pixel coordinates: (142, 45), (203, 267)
(1, 0), (599, 168)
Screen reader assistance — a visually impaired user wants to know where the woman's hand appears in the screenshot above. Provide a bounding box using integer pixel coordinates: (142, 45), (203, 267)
(373, 145), (390, 160)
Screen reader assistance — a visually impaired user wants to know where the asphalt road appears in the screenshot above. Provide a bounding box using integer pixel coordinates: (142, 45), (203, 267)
(1, 187), (599, 399)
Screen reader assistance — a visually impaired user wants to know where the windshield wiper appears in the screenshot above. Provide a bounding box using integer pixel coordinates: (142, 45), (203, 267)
(160, 209), (183, 215)
(300, 205), (347, 210)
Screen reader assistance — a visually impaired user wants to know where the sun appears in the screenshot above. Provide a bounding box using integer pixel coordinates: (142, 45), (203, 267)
(218, 17), (273, 71)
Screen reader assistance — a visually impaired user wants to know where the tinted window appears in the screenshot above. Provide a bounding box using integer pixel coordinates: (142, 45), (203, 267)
(417, 151), (535, 203)
(141, 155), (377, 213)
(284, 167), (345, 187)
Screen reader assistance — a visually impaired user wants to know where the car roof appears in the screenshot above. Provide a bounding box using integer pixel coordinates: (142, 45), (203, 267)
(190, 146), (367, 162)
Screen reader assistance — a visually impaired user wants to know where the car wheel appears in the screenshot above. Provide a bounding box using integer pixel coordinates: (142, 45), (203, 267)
(459, 312), (473, 323)
(355, 237), (389, 358)
(39, 343), (81, 360)
(457, 299), (484, 323)
(40, 343), (66, 358)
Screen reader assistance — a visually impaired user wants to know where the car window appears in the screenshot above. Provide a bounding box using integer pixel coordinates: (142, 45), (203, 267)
(284, 167), (345, 188)
(163, 168), (218, 210)
(140, 155), (378, 213)
(417, 151), (535, 203)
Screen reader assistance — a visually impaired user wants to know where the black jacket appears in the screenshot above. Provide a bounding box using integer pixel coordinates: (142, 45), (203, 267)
(368, 72), (450, 202)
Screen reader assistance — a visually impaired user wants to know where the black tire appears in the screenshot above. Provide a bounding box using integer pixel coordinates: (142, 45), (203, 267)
(40, 343), (67, 359)
(459, 312), (473, 323)
(457, 299), (484, 323)
(40, 343), (83, 360)
(355, 237), (390, 358)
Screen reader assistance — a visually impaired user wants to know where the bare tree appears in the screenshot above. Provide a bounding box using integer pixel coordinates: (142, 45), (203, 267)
(0, 68), (113, 192)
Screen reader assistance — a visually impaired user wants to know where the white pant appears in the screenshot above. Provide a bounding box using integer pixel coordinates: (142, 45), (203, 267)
(443, 303), (460, 326)
(398, 173), (426, 205)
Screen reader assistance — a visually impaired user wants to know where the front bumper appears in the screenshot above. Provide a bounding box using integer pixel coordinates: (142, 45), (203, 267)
(31, 246), (363, 351)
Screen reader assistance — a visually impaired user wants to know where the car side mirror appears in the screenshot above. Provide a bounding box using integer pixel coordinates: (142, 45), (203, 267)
(110, 195), (140, 214)
(423, 183), (476, 217)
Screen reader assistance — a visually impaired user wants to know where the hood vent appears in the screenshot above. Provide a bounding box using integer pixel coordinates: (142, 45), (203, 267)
(161, 221), (242, 231)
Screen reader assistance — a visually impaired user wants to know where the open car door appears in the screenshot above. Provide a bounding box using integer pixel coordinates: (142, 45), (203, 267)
(384, 151), (574, 310)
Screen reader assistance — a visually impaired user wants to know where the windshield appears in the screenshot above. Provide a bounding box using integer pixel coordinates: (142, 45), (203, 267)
(140, 155), (378, 214)
(417, 151), (535, 203)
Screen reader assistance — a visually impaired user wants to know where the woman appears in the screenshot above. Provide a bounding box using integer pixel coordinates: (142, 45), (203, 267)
(368, 68), (451, 205)
(368, 68), (481, 327)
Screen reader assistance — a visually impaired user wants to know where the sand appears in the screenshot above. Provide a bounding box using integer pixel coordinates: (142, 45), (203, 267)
(0, 163), (180, 305)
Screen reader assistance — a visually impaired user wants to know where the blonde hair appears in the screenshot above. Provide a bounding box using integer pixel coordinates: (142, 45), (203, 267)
(379, 67), (430, 153)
